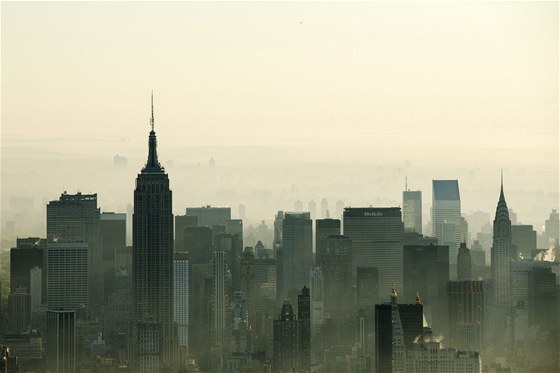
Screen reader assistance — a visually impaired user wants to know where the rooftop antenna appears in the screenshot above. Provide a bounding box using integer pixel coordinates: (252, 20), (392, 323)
(150, 90), (155, 132)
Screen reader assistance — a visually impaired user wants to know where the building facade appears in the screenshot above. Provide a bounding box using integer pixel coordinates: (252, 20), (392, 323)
(343, 207), (404, 294)
(280, 212), (313, 300)
(132, 97), (175, 370)
(47, 192), (102, 310)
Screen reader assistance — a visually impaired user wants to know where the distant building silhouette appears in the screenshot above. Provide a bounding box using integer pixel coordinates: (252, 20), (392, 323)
(315, 218), (341, 266)
(457, 242), (472, 281)
(511, 224), (537, 259)
(544, 209), (559, 245)
(185, 206), (231, 228)
(432, 180), (466, 262)
(279, 213), (312, 300)
(322, 235), (353, 317)
(403, 189), (422, 234)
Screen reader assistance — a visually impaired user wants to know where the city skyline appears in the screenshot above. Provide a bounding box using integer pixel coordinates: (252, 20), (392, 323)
(1, 2), (558, 237)
(0, 3), (558, 372)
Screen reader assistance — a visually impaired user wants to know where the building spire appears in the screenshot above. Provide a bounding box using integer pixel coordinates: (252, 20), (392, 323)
(500, 169), (503, 194)
(143, 92), (163, 173)
(150, 90), (155, 132)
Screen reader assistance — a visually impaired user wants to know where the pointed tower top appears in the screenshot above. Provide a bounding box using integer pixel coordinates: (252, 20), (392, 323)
(498, 169), (507, 203)
(142, 92), (163, 173)
(415, 292), (421, 305)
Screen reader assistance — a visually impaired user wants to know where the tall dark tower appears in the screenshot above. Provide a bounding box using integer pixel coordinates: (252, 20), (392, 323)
(488, 173), (513, 348)
(491, 174), (512, 305)
(132, 94), (175, 371)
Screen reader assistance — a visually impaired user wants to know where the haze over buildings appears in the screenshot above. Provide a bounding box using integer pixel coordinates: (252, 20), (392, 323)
(0, 2), (558, 373)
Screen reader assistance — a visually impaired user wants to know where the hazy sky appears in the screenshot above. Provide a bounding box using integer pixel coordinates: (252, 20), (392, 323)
(1, 2), (558, 235)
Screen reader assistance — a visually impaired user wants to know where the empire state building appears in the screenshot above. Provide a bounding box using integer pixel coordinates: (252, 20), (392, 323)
(132, 95), (175, 371)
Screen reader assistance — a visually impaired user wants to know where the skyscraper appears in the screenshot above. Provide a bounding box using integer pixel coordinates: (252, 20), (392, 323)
(432, 180), (464, 261)
(9, 238), (45, 299)
(298, 286), (311, 372)
(173, 252), (189, 365)
(310, 267), (324, 337)
(100, 212), (126, 302)
(375, 287), (409, 373)
(185, 206), (231, 228)
(356, 266), (379, 317)
(132, 96), (175, 370)
(212, 251), (228, 346)
(491, 176), (513, 305)
(315, 218), (341, 265)
(47, 242), (88, 311)
(8, 287), (30, 334)
(457, 242), (472, 281)
(544, 209), (559, 245)
(273, 301), (300, 373)
(403, 189), (422, 234)
(322, 235), (353, 317)
(47, 192), (102, 310)
(174, 215), (198, 251)
(343, 207), (404, 294)
(510, 225), (536, 259)
(447, 280), (484, 351)
(403, 244), (449, 335)
(280, 212), (313, 300)
(46, 309), (76, 373)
